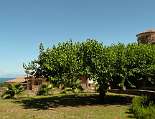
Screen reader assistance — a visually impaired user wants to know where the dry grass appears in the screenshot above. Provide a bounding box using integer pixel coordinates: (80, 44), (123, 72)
(0, 93), (135, 119)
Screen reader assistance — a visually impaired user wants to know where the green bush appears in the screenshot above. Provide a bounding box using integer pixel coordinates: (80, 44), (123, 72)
(131, 96), (155, 119)
(61, 86), (83, 94)
(37, 84), (53, 96)
(1, 83), (24, 99)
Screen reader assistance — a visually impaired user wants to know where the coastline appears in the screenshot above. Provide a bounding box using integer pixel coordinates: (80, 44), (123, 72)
(0, 78), (15, 83)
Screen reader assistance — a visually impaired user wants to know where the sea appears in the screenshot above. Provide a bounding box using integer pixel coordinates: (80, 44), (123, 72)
(0, 78), (15, 83)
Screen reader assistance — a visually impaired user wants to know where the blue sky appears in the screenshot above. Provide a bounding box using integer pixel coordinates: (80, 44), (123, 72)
(0, 0), (155, 77)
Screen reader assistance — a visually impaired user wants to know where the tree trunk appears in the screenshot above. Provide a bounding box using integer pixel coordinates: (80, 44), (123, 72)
(99, 90), (106, 98)
(99, 85), (106, 98)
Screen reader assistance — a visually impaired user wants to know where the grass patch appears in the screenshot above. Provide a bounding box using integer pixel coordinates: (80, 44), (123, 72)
(0, 93), (135, 119)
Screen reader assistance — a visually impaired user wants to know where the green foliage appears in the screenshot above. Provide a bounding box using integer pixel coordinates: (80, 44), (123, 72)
(78, 40), (109, 96)
(24, 39), (155, 97)
(131, 96), (155, 119)
(109, 43), (155, 89)
(1, 83), (24, 99)
(37, 84), (53, 96)
(124, 44), (155, 88)
(61, 87), (83, 94)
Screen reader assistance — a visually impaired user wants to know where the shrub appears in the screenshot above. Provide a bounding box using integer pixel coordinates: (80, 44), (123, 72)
(131, 96), (155, 119)
(1, 83), (24, 99)
(61, 86), (83, 94)
(37, 84), (53, 96)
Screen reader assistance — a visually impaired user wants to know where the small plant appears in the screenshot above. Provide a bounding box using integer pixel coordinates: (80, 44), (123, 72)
(37, 84), (53, 96)
(131, 96), (155, 119)
(1, 83), (24, 99)
(61, 84), (84, 94)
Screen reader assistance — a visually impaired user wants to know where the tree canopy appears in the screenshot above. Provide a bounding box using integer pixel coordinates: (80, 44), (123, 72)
(24, 39), (155, 97)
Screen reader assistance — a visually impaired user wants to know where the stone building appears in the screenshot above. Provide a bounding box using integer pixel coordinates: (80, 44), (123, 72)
(5, 76), (43, 92)
(136, 29), (155, 44)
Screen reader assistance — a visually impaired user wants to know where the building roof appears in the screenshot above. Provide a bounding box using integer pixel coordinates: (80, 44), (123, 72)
(136, 29), (155, 36)
(5, 76), (26, 83)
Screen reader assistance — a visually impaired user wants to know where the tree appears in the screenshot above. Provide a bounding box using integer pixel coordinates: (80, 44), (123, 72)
(24, 39), (155, 98)
(77, 39), (111, 97)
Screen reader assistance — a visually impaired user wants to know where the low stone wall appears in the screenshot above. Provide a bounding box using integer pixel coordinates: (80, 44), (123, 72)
(108, 89), (155, 96)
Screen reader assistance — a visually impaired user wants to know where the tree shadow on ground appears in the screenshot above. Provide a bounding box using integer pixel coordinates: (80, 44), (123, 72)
(16, 93), (133, 110)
